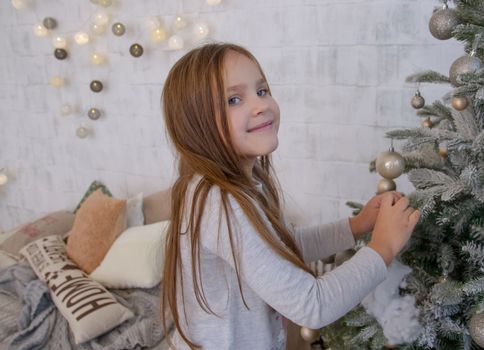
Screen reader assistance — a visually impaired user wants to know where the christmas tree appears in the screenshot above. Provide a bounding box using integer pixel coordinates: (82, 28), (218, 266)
(321, 1), (484, 349)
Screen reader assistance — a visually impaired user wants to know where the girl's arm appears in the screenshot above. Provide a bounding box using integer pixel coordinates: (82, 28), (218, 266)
(289, 219), (356, 263)
(200, 189), (387, 329)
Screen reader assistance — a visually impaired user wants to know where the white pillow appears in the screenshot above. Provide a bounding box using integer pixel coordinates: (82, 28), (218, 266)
(126, 192), (144, 227)
(89, 221), (169, 289)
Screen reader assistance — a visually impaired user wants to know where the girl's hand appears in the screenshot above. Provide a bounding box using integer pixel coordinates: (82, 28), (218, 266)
(349, 191), (402, 240)
(367, 194), (420, 266)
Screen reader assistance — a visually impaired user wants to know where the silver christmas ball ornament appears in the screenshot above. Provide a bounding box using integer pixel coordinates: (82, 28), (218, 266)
(429, 6), (459, 40)
(129, 43), (144, 57)
(469, 312), (484, 347)
(54, 48), (68, 60)
(76, 126), (89, 139)
(300, 327), (320, 343)
(112, 22), (126, 36)
(43, 17), (58, 30)
(375, 150), (405, 179)
(90, 80), (103, 93)
(87, 107), (101, 120)
(377, 178), (397, 194)
(411, 91), (425, 109)
(449, 55), (482, 86)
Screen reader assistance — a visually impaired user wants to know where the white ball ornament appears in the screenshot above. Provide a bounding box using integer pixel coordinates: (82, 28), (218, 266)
(74, 32), (90, 45)
(207, 0), (222, 5)
(76, 126), (89, 139)
(92, 12), (110, 26)
(0, 173), (8, 186)
(168, 35), (184, 50)
(50, 76), (65, 88)
(61, 104), (73, 116)
(33, 24), (49, 37)
(375, 150), (405, 180)
(11, 0), (29, 10)
(193, 22), (210, 39)
(90, 52), (106, 65)
(91, 23), (107, 35)
(52, 36), (67, 49)
(172, 16), (188, 31)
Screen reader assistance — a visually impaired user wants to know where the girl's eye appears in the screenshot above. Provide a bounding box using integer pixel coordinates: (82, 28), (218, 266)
(257, 89), (268, 97)
(228, 96), (241, 105)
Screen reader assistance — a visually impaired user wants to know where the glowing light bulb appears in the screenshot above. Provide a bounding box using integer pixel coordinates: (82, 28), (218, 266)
(193, 22), (209, 39)
(52, 36), (67, 49)
(92, 12), (110, 25)
(50, 76), (65, 88)
(90, 52), (106, 65)
(74, 32), (90, 45)
(0, 173), (8, 186)
(152, 27), (167, 43)
(172, 16), (188, 31)
(33, 24), (48, 37)
(90, 23), (107, 35)
(207, 0), (222, 5)
(168, 35), (184, 50)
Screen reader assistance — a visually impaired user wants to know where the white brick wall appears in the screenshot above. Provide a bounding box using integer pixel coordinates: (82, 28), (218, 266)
(0, 0), (462, 230)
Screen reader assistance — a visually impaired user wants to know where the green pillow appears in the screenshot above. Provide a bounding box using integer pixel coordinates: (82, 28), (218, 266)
(74, 181), (112, 213)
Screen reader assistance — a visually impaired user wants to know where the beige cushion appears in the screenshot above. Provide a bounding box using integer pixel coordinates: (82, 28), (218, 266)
(90, 221), (169, 289)
(0, 210), (75, 260)
(66, 189), (127, 274)
(142, 188), (171, 224)
(20, 235), (134, 344)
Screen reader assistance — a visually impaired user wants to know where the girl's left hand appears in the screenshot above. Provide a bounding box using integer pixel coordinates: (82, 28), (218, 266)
(349, 191), (403, 240)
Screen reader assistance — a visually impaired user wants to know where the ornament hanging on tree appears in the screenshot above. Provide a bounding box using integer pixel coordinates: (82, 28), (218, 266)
(377, 178), (397, 194)
(54, 48), (68, 60)
(469, 312), (484, 347)
(449, 53), (482, 86)
(300, 327), (320, 343)
(375, 149), (405, 180)
(451, 95), (469, 111)
(428, 2), (459, 40)
(438, 144), (448, 158)
(411, 90), (425, 109)
(421, 117), (433, 128)
(129, 43), (144, 57)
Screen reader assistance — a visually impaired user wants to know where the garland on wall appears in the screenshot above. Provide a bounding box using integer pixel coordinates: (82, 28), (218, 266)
(10, 0), (223, 139)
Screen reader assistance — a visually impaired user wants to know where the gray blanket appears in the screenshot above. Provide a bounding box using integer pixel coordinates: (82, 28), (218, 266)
(0, 261), (172, 350)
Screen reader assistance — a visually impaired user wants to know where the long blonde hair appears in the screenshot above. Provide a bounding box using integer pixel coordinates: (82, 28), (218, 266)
(161, 43), (314, 349)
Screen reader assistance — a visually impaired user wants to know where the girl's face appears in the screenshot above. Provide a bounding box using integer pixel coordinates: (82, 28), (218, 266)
(223, 51), (280, 173)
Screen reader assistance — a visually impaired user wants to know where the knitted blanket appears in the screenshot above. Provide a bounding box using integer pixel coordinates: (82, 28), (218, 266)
(0, 261), (172, 350)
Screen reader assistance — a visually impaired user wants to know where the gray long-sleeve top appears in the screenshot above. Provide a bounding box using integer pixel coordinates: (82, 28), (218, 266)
(170, 177), (387, 350)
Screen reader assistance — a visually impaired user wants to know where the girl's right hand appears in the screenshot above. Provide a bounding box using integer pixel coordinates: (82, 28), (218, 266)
(367, 193), (420, 266)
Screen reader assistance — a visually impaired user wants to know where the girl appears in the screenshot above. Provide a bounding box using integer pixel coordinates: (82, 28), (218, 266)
(161, 43), (419, 350)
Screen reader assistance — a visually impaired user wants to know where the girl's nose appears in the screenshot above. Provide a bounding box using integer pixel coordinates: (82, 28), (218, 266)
(251, 95), (269, 116)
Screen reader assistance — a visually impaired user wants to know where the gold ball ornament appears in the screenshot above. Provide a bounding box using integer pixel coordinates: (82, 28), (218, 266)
(377, 178), (397, 194)
(428, 5), (459, 40)
(87, 108), (101, 120)
(76, 126), (89, 139)
(411, 91), (425, 109)
(449, 55), (482, 86)
(43, 17), (57, 30)
(438, 146), (448, 158)
(375, 150), (405, 179)
(300, 327), (320, 343)
(451, 96), (469, 111)
(90, 80), (103, 93)
(129, 43), (144, 57)
(54, 48), (68, 60)
(469, 312), (484, 347)
(421, 118), (433, 128)
(112, 22), (126, 36)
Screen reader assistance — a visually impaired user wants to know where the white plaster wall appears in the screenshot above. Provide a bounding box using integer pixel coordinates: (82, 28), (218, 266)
(0, 0), (462, 230)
